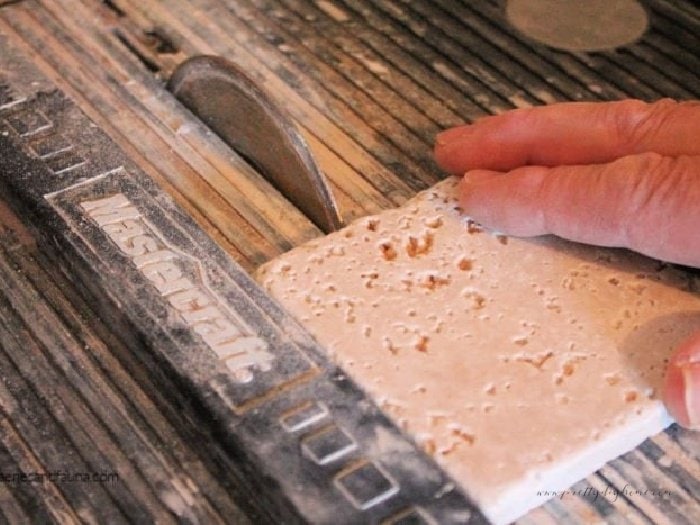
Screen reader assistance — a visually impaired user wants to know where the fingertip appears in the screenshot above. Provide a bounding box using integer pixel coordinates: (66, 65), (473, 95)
(463, 169), (504, 185)
(664, 359), (690, 427)
(435, 125), (473, 147)
(434, 142), (458, 175)
(457, 170), (505, 227)
(663, 332), (700, 430)
(434, 116), (508, 174)
(434, 126), (478, 174)
(458, 169), (501, 202)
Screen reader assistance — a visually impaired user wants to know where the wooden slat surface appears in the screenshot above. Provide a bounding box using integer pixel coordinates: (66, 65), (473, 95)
(0, 0), (698, 523)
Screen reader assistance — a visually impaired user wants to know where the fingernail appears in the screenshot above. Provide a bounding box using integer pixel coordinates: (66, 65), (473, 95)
(680, 362), (700, 430)
(674, 343), (700, 366)
(435, 125), (473, 146)
(463, 170), (501, 184)
(665, 333), (700, 430)
(459, 171), (500, 217)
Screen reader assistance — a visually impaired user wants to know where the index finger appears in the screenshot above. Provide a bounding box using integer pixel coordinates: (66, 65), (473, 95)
(434, 99), (700, 174)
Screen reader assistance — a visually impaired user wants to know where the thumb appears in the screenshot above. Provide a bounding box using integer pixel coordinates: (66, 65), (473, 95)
(664, 332), (700, 430)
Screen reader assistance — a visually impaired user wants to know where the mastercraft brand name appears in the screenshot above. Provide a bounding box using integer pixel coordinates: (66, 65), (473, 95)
(80, 193), (274, 383)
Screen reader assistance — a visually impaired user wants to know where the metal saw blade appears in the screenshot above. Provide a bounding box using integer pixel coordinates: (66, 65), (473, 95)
(168, 55), (342, 233)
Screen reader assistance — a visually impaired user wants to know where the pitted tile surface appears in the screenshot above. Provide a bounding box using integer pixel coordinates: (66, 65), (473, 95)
(258, 177), (700, 524)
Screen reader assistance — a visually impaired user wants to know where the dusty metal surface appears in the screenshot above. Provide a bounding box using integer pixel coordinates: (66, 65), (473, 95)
(0, 0), (698, 523)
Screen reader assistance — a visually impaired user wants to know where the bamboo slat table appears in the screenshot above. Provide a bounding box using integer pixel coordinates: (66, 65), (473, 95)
(0, 1), (698, 523)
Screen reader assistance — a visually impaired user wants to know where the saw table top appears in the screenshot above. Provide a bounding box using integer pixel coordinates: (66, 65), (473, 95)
(0, 0), (698, 523)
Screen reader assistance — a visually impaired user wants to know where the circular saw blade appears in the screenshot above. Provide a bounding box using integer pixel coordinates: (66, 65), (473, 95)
(168, 55), (342, 233)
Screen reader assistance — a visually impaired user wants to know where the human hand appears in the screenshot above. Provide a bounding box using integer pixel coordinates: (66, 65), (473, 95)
(434, 99), (700, 430)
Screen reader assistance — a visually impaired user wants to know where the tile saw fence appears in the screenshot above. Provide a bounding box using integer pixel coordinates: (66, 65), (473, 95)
(0, 0), (698, 523)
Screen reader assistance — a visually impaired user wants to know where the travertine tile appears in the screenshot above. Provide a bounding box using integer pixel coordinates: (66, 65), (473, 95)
(257, 178), (700, 524)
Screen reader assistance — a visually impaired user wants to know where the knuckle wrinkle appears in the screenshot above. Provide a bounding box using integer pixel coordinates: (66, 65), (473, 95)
(615, 98), (678, 152)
